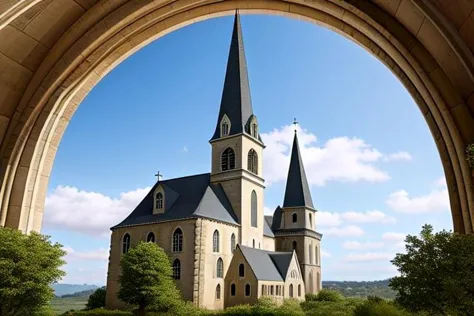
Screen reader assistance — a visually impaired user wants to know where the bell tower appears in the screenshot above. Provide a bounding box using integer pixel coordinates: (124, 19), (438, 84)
(273, 128), (323, 294)
(209, 11), (265, 248)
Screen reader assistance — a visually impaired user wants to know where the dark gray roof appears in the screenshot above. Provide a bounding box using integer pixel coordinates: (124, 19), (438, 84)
(283, 132), (314, 209)
(271, 206), (282, 230)
(111, 173), (239, 229)
(263, 216), (274, 237)
(239, 245), (293, 281)
(210, 12), (262, 142)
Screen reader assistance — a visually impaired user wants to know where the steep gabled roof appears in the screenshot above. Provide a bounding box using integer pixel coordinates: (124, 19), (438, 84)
(111, 173), (238, 229)
(271, 206), (283, 231)
(239, 245), (293, 281)
(283, 132), (314, 209)
(210, 12), (261, 141)
(263, 216), (274, 237)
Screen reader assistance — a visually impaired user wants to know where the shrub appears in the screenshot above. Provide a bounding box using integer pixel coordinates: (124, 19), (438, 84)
(60, 309), (132, 316)
(301, 301), (355, 316)
(305, 293), (318, 302)
(220, 304), (254, 316)
(314, 289), (344, 302)
(354, 299), (412, 316)
(86, 287), (107, 310)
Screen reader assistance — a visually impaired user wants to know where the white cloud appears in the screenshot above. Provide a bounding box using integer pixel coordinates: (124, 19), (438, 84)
(64, 246), (109, 261)
(182, 146), (188, 153)
(382, 232), (406, 242)
(322, 225), (364, 237)
(261, 125), (405, 186)
(342, 241), (384, 250)
(386, 187), (449, 213)
(44, 186), (150, 237)
(321, 249), (332, 258)
(264, 206), (274, 215)
(344, 252), (394, 262)
(383, 151), (412, 162)
(317, 210), (396, 227)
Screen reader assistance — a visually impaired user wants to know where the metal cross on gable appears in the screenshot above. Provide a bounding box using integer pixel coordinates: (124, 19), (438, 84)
(154, 171), (163, 181)
(293, 117), (299, 132)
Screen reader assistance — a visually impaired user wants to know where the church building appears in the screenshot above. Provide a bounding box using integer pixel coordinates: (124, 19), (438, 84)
(105, 12), (322, 310)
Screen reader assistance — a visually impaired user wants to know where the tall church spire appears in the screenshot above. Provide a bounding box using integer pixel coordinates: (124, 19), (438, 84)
(283, 131), (314, 209)
(211, 11), (258, 141)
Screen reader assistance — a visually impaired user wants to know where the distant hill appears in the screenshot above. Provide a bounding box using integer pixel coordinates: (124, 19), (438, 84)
(51, 284), (99, 297)
(322, 280), (396, 299)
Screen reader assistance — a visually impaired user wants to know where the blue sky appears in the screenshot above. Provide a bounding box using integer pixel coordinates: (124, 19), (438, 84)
(41, 14), (451, 285)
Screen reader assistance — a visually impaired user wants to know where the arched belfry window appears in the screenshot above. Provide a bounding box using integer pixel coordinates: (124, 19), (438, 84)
(251, 191), (257, 228)
(221, 115), (231, 137)
(213, 230), (220, 252)
(292, 241), (297, 251)
(221, 148), (235, 171)
(309, 213), (312, 228)
(292, 213), (297, 223)
(247, 149), (258, 174)
(172, 259), (181, 279)
(172, 228), (183, 252)
(156, 192), (163, 209)
(231, 233), (236, 252)
(122, 233), (131, 254)
(309, 243), (313, 264)
(147, 232), (155, 243)
(216, 258), (223, 278)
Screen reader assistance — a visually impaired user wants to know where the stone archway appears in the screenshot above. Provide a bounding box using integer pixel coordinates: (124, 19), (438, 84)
(0, 0), (473, 234)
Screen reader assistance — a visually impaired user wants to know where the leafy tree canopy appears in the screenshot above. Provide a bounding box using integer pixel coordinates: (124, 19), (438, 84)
(117, 242), (181, 315)
(390, 224), (474, 315)
(0, 228), (66, 316)
(86, 287), (107, 310)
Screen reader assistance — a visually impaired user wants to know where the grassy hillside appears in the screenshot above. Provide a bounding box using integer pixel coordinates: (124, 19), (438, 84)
(322, 280), (396, 299)
(50, 296), (89, 314)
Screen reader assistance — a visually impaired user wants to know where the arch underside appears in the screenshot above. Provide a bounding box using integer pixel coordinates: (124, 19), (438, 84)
(0, 0), (473, 233)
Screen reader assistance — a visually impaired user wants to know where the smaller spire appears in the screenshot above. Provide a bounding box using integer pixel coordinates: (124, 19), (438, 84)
(283, 131), (314, 209)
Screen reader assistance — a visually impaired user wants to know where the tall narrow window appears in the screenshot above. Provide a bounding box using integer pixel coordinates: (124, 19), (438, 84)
(262, 285), (265, 296)
(289, 284), (294, 297)
(298, 284), (301, 297)
(216, 258), (223, 278)
(309, 244), (313, 264)
(147, 232), (155, 243)
(222, 121), (229, 136)
(239, 264), (244, 277)
(309, 271), (314, 293)
(309, 213), (312, 228)
(315, 246), (318, 265)
(292, 241), (297, 251)
(231, 233), (236, 252)
(317, 272), (321, 291)
(247, 149), (258, 174)
(221, 148), (235, 171)
(231, 284), (236, 296)
(270, 285), (274, 295)
(252, 123), (258, 137)
(172, 259), (181, 279)
(252, 239), (255, 248)
(216, 284), (221, 300)
(245, 284), (251, 296)
(292, 213), (297, 223)
(172, 228), (183, 252)
(251, 191), (257, 227)
(122, 233), (131, 254)
(156, 192), (163, 209)
(213, 230), (220, 252)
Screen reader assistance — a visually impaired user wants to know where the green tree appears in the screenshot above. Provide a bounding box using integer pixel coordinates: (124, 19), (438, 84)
(390, 224), (474, 315)
(0, 228), (66, 316)
(117, 242), (181, 316)
(86, 287), (107, 310)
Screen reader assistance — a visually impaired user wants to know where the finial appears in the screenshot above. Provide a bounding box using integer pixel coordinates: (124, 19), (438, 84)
(154, 171), (163, 182)
(293, 118), (299, 133)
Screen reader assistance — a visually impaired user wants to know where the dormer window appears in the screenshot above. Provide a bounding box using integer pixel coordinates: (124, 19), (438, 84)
(220, 115), (231, 137)
(156, 192), (163, 209)
(249, 116), (258, 138)
(252, 123), (258, 137)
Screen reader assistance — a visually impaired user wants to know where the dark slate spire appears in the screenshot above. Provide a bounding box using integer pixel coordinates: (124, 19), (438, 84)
(211, 11), (256, 141)
(283, 132), (314, 209)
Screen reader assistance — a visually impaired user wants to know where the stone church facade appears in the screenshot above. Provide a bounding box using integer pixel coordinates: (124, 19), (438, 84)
(105, 12), (322, 310)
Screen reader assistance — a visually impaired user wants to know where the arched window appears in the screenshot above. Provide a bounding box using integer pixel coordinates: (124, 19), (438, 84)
(216, 284), (221, 300)
(221, 116), (230, 137)
(213, 230), (220, 252)
(315, 246), (318, 265)
(298, 284), (301, 297)
(231, 233), (236, 252)
(122, 233), (131, 254)
(216, 258), (223, 278)
(156, 192), (163, 209)
(292, 241), (297, 251)
(239, 264), (244, 277)
(147, 232), (155, 243)
(309, 271), (314, 293)
(245, 284), (251, 296)
(309, 213), (312, 228)
(172, 228), (183, 252)
(231, 283), (236, 296)
(247, 149), (258, 174)
(221, 148), (236, 171)
(251, 191), (257, 228)
(289, 284), (294, 297)
(252, 123), (258, 137)
(172, 259), (180, 279)
(309, 243), (313, 264)
(292, 213), (297, 223)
